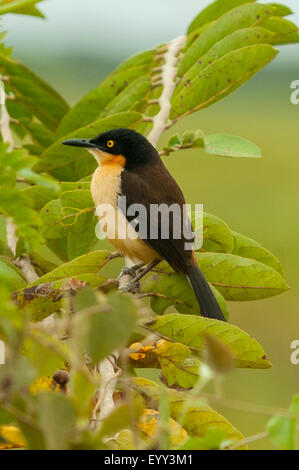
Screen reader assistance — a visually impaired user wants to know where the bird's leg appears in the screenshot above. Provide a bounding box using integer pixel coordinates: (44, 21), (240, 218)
(119, 259), (161, 293)
(117, 262), (144, 281)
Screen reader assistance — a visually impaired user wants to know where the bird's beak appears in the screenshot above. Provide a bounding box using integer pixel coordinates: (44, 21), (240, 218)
(62, 138), (99, 149)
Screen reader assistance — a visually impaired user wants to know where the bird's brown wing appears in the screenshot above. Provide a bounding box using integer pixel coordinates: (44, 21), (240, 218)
(120, 160), (194, 273)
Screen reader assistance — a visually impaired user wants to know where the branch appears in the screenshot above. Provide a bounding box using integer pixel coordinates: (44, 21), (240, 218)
(91, 354), (121, 429)
(147, 35), (186, 147)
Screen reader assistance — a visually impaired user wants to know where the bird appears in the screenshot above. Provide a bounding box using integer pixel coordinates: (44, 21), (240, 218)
(63, 128), (226, 322)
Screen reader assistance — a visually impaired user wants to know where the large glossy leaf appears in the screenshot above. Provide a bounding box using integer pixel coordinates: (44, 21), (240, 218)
(195, 251), (288, 300)
(187, 0), (256, 34)
(56, 50), (154, 137)
(179, 3), (275, 75)
(171, 45), (277, 120)
(174, 27), (274, 99)
(22, 186), (59, 211)
(132, 377), (246, 446)
(31, 250), (112, 286)
(147, 313), (271, 369)
(34, 112), (142, 181)
(19, 117), (55, 149)
(99, 76), (151, 119)
(262, 16), (299, 44)
(233, 231), (284, 276)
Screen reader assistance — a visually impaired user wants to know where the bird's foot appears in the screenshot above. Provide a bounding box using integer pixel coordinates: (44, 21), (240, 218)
(117, 262), (144, 281)
(117, 262), (144, 293)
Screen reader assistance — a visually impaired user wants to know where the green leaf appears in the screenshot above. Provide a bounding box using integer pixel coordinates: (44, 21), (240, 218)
(200, 212), (234, 253)
(132, 377), (246, 446)
(268, 3), (293, 17)
(267, 395), (299, 450)
(60, 190), (97, 259)
(0, 257), (26, 291)
(22, 186), (59, 211)
(56, 50), (154, 137)
(233, 231), (284, 276)
(0, 188), (43, 252)
(168, 135), (182, 148)
(147, 313), (272, 369)
(194, 251), (288, 300)
(99, 76), (151, 119)
(34, 112), (142, 180)
(40, 199), (65, 240)
(179, 427), (227, 450)
(171, 45), (278, 120)
(75, 292), (137, 363)
(156, 340), (200, 390)
(175, 27), (275, 99)
(204, 134), (262, 158)
(261, 16), (299, 44)
(13, 285), (64, 322)
(31, 250), (112, 286)
(180, 3), (275, 75)
(187, 0), (257, 34)
(141, 261), (229, 319)
(0, 0), (44, 16)
(40, 189), (97, 260)
(0, 53), (69, 131)
(19, 117), (55, 149)
(37, 393), (76, 450)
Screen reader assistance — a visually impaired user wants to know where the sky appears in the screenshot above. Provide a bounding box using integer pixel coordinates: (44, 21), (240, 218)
(1, 0), (299, 64)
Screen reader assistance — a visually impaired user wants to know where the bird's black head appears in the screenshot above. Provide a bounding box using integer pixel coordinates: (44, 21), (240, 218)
(62, 128), (159, 170)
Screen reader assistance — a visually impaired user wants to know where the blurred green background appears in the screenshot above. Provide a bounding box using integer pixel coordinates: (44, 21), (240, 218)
(2, 0), (299, 449)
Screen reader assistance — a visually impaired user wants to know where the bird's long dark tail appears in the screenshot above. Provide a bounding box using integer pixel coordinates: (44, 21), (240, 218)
(186, 262), (226, 321)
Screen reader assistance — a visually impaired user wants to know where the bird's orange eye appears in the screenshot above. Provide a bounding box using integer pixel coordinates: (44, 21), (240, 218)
(107, 140), (114, 148)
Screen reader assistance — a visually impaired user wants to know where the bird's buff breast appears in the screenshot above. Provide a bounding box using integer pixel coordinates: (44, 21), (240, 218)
(91, 164), (158, 264)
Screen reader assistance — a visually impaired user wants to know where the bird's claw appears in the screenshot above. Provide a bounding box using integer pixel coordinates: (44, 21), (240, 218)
(117, 263), (144, 281)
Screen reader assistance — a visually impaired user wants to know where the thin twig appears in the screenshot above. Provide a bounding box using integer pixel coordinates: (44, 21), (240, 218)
(228, 431), (268, 450)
